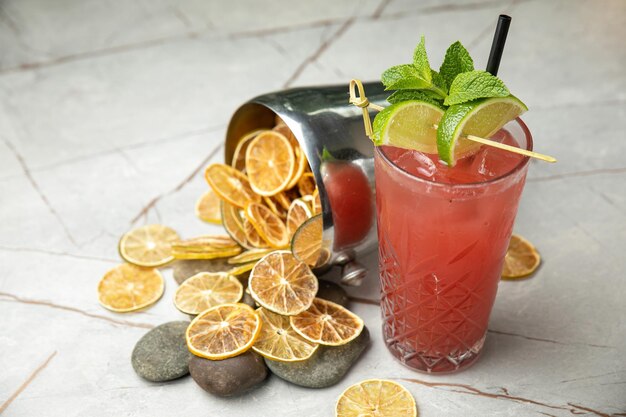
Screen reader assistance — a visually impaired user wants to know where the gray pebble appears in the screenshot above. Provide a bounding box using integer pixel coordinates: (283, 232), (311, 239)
(241, 291), (257, 308)
(172, 259), (232, 285)
(316, 280), (349, 307)
(265, 326), (369, 388)
(189, 351), (268, 397)
(131, 321), (191, 382)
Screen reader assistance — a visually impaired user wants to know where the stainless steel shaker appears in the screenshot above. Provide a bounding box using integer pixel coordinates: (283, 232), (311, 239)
(225, 82), (388, 285)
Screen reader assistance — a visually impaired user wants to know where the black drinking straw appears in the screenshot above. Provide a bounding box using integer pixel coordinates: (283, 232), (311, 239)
(486, 14), (512, 76)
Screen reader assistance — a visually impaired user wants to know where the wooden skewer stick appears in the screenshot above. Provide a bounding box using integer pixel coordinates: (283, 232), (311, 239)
(433, 124), (556, 163)
(464, 134), (556, 163)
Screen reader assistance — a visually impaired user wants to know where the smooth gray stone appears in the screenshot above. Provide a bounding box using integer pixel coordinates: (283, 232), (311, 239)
(172, 259), (233, 285)
(265, 326), (369, 388)
(131, 321), (191, 382)
(189, 351), (268, 397)
(316, 280), (349, 307)
(241, 291), (257, 308)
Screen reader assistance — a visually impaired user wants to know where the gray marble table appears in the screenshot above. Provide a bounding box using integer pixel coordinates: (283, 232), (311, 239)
(1, 0), (625, 415)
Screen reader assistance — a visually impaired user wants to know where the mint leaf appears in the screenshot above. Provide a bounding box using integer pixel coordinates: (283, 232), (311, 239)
(429, 69), (448, 98)
(386, 90), (445, 109)
(381, 64), (431, 90)
(439, 41), (474, 87)
(412, 36), (432, 84)
(444, 70), (509, 106)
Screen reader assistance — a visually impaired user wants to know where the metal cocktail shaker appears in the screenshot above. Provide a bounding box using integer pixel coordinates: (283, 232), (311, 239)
(224, 82), (388, 285)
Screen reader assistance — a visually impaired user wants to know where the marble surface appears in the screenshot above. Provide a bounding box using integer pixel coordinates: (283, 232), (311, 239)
(1, 0), (625, 416)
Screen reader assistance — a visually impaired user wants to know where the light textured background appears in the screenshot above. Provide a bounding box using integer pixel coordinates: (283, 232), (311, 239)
(1, 0), (625, 416)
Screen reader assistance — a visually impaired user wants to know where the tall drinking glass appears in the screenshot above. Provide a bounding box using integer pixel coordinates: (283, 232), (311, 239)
(374, 118), (532, 373)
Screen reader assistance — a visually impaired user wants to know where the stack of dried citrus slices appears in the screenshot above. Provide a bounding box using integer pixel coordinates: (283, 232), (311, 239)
(183, 118), (365, 363)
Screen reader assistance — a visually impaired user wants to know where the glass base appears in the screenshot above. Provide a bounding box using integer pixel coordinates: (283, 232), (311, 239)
(384, 332), (485, 374)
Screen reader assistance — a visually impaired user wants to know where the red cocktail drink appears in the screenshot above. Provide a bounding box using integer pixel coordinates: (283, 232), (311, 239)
(375, 118), (532, 373)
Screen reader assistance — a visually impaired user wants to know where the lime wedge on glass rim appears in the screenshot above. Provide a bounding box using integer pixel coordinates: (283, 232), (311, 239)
(372, 100), (445, 154)
(436, 96), (528, 166)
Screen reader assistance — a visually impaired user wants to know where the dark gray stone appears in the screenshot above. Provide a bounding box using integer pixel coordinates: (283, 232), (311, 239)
(189, 351), (268, 397)
(131, 321), (191, 382)
(172, 259), (232, 285)
(241, 291), (257, 308)
(265, 326), (369, 388)
(316, 280), (349, 307)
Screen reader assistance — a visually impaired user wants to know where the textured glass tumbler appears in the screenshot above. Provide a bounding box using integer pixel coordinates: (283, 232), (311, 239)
(374, 119), (532, 374)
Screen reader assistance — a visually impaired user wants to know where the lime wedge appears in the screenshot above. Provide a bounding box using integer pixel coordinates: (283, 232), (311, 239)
(372, 100), (445, 154)
(436, 96), (528, 166)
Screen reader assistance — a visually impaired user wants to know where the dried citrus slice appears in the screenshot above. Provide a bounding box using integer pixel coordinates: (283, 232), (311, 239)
(272, 124), (307, 190)
(286, 199), (312, 238)
(205, 163), (260, 208)
(171, 237), (242, 260)
(274, 191), (292, 211)
(297, 173), (316, 197)
(502, 234), (541, 279)
(118, 224), (179, 267)
(195, 190), (222, 224)
(231, 130), (265, 171)
(263, 196), (287, 219)
(174, 272), (243, 315)
(173, 235), (238, 250)
(98, 263), (164, 312)
(312, 188), (322, 214)
(292, 214), (323, 267)
(290, 298), (363, 346)
(245, 203), (289, 249)
(249, 250), (318, 316)
(228, 248), (273, 265)
(245, 131), (296, 196)
(335, 379), (417, 417)
(186, 303), (261, 360)
(242, 218), (268, 248)
(227, 262), (256, 276)
(221, 201), (254, 249)
(252, 307), (318, 362)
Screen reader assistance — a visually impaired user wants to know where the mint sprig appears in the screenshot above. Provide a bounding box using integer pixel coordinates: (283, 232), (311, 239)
(381, 36), (447, 99)
(379, 37), (516, 108)
(444, 70), (509, 106)
(439, 41), (474, 87)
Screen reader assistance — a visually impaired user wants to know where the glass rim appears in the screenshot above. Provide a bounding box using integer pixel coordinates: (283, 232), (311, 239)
(375, 117), (533, 189)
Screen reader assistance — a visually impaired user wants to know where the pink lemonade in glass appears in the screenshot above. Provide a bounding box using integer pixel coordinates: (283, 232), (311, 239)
(375, 118), (532, 373)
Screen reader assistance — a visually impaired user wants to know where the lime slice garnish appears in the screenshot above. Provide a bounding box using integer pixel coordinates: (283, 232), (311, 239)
(372, 100), (445, 154)
(436, 96), (528, 166)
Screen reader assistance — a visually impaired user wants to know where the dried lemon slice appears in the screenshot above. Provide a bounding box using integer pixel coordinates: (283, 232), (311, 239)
(243, 218), (268, 248)
(502, 234), (541, 279)
(290, 298), (363, 346)
(249, 250), (318, 316)
(273, 124), (307, 190)
(252, 307), (318, 362)
(286, 199), (312, 238)
(171, 236), (242, 260)
(274, 191), (292, 211)
(231, 130), (265, 171)
(205, 163), (260, 208)
(297, 172), (316, 197)
(245, 203), (289, 249)
(263, 196), (287, 219)
(228, 248), (273, 265)
(186, 303), (261, 360)
(118, 224), (179, 267)
(221, 201), (254, 249)
(227, 262), (257, 276)
(98, 263), (164, 312)
(174, 272), (243, 315)
(195, 190), (222, 224)
(245, 131), (296, 196)
(291, 214), (323, 267)
(335, 379), (417, 417)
